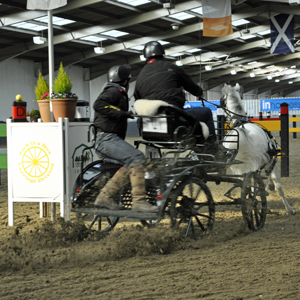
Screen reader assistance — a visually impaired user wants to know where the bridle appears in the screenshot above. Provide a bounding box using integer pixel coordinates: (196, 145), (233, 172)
(200, 95), (248, 122)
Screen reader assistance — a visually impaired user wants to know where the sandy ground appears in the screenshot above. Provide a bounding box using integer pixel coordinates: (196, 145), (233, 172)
(0, 133), (299, 300)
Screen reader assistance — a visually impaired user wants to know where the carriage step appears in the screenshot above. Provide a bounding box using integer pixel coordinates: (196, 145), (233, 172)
(71, 207), (159, 220)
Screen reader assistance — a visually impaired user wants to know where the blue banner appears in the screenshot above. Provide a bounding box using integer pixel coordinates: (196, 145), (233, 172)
(270, 14), (294, 54)
(184, 101), (220, 113)
(261, 98), (300, 111)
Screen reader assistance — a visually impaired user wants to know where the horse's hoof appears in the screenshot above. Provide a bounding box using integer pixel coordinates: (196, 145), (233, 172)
(286, 209), (296, 215)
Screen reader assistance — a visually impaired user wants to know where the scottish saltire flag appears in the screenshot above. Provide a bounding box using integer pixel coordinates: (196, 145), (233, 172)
(270, 14), (294, 54)
(202, 0), (233, 37)
(27, 0), (67, 10)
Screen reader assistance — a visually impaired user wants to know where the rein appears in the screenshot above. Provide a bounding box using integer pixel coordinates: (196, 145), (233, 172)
(199, 96), (248, 121)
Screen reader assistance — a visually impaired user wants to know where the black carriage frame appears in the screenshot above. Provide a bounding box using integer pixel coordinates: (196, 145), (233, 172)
(71, 107), (273, 239)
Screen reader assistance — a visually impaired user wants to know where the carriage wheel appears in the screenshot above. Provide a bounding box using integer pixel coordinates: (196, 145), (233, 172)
(170, 177), (215, 240)
(73, 169), (121, 232)
(86, 215), (119, 232)
(241, 171), (267, 231)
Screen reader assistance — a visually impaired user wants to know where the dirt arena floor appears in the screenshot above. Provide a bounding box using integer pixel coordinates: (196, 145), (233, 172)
(0, 133), (299, 300)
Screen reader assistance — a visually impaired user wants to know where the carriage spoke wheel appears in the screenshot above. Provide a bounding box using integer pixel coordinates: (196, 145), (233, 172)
(170, 177), (215, 240)
(85, 215), (119, 232)
(241, 171), (267, 231)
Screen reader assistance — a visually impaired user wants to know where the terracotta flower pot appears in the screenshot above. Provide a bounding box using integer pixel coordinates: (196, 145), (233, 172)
(37, 100), (51, 122)
(50, 98), (77, 122)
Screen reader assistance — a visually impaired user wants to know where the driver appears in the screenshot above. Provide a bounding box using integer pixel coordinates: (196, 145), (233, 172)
(134, 41), (218, 153)
(93, 64), (158, 212)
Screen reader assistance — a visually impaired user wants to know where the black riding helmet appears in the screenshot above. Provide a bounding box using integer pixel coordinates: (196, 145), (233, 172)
(143, 41), (165, 59)
(107, 65), (132, 83)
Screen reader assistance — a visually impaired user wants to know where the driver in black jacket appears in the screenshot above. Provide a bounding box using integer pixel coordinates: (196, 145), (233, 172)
(93, 65), (158, 212)
(134, 41), (217, 147)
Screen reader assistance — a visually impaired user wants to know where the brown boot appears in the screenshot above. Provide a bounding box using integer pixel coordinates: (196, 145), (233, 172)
(130, 166), (158, 212)
(94, 166), (129, 209)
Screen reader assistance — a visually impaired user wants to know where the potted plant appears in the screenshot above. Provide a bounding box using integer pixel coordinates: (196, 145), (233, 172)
(50, 62), (78, 122)
(34, 70), (51, 122)
(30, 109), (40, 122)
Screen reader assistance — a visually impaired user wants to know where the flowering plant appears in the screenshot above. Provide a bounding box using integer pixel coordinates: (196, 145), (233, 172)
(51, 62), (78, 99)
(34, 70), (49, 101)
(50, 92), (78, 99)
(41, 92), (50, 100)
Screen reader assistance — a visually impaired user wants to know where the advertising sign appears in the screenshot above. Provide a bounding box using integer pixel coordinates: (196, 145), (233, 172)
(184, 101), (220, 113)
(11, 125), (64, 198)
(261, 98), (300, 111)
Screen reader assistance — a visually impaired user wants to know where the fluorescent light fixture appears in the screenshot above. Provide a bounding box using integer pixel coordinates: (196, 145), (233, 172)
(130, 45), (144, 51)
(267, 75), (273, 80)
(94, 47), (105, 54)
(186, 48), (201, 53)
(250, 72), (255, 77)
(231, 69), (237, 75)
(291, 65), (296, 68)
(232, 19), (250, 26)
(240, 34), (256, 40)
(12, 21), (47, 31)
(248, 61), (257, 65)
(80, 36), (107, 42)
(170, 12), (194, 20)
(157, 40), (169, 45)
(289, 81), (293, 84)
(275, 79), (280, 82)
(258, 29), (271, 35)
(190, 7), (202, 14)
(35, 16), (75, 26)
(33, 36), (47, 44)
(216, 54), (227, 58)
(205, 65), (212, 71)
(140, 55), (146, 61)
(176, 60), (183, 66)
(266, 65), (275, 68)
(169, 52), (185, 57)
(102, 30), (128, 37)
(117, 0), (150, 6)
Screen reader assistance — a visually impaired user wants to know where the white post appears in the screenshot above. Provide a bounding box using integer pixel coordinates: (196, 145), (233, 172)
(48, 10), (54, 122)
(6, 119), (14, 226)
(64, 118), (71, 221)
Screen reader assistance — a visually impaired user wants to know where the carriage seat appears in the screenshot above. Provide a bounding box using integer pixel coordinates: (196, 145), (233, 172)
(134, 99), (208, 144)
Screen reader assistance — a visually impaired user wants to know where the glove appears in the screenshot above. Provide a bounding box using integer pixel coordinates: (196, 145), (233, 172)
(126, 110), (134, 119)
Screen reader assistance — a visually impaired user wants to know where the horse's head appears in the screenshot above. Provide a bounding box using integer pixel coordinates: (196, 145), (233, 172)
(220, 83), (245, 120)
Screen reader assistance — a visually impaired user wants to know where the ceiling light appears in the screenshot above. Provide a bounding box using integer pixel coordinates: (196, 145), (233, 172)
(140, 54), (146, 61)
(33, 36), (47, 44)
(205, 65), (212, 71)
(289, 81), (293, 84)
(275, 79), (280, 82)
(176, 60), (183, 66)
(94, 47), (105, 54)
(267, 75), (273, 80)
(231, 69), (237, 75)
(250, 72), (255, 77)
(171, 23), (180, 30)
(242, 29), (250, 34)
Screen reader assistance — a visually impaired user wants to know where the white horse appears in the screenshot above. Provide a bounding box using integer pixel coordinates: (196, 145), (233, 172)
(221, 83), (295, 215)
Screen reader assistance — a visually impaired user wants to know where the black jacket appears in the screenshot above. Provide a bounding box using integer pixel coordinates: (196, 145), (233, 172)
(134, 58), (203, 109)
(93, 83), (129, 140)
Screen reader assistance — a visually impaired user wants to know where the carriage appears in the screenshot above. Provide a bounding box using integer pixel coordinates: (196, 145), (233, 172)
(70, 89), (282, 240)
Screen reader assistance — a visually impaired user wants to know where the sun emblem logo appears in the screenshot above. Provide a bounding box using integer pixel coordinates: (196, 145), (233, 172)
(22, 146), (50, 178)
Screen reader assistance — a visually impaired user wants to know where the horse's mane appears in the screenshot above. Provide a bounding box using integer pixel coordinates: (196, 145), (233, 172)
(222, 83), (246, 117)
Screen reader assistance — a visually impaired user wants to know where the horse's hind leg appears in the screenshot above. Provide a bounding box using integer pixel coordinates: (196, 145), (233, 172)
(269, 167), (295, 215)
